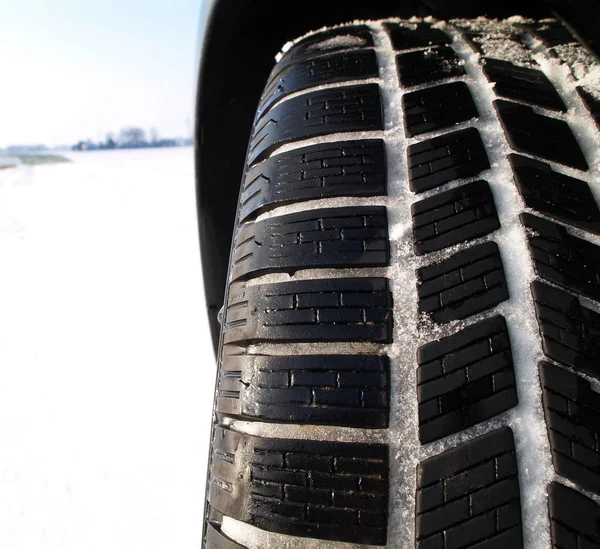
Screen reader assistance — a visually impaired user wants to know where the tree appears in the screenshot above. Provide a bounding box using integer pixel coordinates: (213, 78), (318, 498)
(105, 133), (116, 149)
(119, 127), (145, 146)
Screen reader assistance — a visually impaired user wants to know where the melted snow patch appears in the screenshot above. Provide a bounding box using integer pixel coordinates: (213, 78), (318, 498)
(307, 34), (367, 51)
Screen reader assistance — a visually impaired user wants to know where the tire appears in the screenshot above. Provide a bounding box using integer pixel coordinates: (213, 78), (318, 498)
(204, 16), (600, 549)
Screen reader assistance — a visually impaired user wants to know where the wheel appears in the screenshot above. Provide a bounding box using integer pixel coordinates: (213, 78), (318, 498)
(203, 15), (600, 549)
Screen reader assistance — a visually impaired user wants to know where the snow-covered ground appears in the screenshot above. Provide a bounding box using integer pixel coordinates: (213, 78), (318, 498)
(0, 147), (214, 548)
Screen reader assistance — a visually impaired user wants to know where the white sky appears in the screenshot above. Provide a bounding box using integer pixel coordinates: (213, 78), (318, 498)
(0, 0), (203, 147)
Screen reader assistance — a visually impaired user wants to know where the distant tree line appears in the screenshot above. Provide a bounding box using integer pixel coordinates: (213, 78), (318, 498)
(72, 127), (192, 151)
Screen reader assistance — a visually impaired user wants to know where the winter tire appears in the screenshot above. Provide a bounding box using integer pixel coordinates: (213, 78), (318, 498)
(203, 16), (600, 549)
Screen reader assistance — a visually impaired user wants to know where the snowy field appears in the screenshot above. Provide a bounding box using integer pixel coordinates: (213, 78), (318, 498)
(0, 147), (214, 548)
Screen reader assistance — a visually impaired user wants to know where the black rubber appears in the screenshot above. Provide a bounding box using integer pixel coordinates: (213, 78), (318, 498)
(403, 81), (478, 137)
(417, 316), (517, 443)
(408, 127), (491, 193)
(412, 180), (500, 255)
(396, 46), (465, 87)
(416, 428), (523, 549)
(203, 15), (600, 549)
(509, 154), (600, 234)
(208, 425), (388, 545)
(495, 100), (589, 170)
(522, 213), (600, 301)
(540, 361), (600, 495)
(231, 206), (389, 281)
(548, 481), (600, 548)
(249, 84), (383, 166)
(240, 139), (386, 222)
(417, 241), (509, 324)
(482, 58), (567, 112)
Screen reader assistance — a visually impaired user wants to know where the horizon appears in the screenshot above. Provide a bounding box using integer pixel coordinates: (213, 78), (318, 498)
(0, 0), (202, 149)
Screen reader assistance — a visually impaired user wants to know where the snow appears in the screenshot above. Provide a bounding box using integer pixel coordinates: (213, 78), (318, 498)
(0, 147), (214, 549)
(307, 35), (368, 51)
(369, 21), (420, 549)
(449, 17), (537, 66)
(441, 22), (553, 549)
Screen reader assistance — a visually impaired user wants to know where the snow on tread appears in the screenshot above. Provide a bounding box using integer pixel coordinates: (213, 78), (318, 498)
(259, 49), (379, 115)
(271, 25), (374, 76)
(395, 46), (465, 87)
(204, 14), (600, 549)
(385, 22), (451, 51)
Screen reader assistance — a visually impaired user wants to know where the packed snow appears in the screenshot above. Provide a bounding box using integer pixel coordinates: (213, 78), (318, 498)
(0, 147), (215, 549)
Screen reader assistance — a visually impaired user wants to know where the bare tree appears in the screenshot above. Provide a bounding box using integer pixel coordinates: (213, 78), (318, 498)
(119, 127), (145, 146)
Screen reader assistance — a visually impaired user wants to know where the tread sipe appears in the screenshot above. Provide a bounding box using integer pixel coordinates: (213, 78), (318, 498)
(203, 14), (600, 549)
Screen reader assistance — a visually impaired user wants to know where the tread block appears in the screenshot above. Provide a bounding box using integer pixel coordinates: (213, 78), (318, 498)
(417, 242), (509, 324)
(385, 22), (451, 51)
(248, 84), (383, 166)
(526, 20), (576, 48)
(540, 361), (600, 495)
(522, 213), (600, 301)
(240, 140), (386, 222)
(396, 46), (465, 87)
(482, 58), (566, 112)
(532, 281), (600, 379)
(403, 82), (478, 137)
(548, 482), (600, 548)
(208, 426), (388, 545)
(273, 26), (374, 76)
(259, 49), (379, 114)
(217, 354), (389, 428)
(509, 154), (600, 234)
(412, 180), (500, 255)
(408, 128), (491, 193)
(224, 278), (392, 344)
(578, 86), (600, 131)
(231, 207), (389, 281)
(417, 316), (517, 443)
(205, 523), (248, 549)
(416, 427), (523, 548)
(494, 99), (588, 171)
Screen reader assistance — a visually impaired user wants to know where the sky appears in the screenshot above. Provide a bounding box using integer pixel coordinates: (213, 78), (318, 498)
(0, 0), (203, 147)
